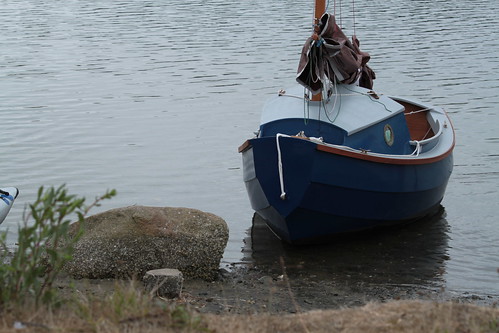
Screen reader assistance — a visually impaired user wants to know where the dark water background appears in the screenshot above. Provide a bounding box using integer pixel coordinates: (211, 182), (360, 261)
(1, 0), (498, 299)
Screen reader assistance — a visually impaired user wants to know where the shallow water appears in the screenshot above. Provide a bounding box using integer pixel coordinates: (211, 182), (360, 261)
(1, 0), (498, 299)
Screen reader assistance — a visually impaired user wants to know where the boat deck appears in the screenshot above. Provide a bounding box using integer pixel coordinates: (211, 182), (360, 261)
(260, 84), (405, 136)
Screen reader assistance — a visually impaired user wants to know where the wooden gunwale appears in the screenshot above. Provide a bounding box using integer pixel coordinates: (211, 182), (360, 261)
(239, 135), (454, 165)
(316, 140), (454, 165)
(238, 140), (251, 153)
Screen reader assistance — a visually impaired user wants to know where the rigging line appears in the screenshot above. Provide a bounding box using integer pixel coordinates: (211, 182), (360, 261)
(369, 95), (394, 113)
(339, 0), (342, 27)
(280, 93), (306, 100)
(324, 83), (342, 123)
(342, 85), (394, 113)
(291, 92), (376, 97)
(352, 0), (356, 36)
(421, 126), (433, 141)
(330, 81), (341, 122)
(283, 89), (381, 98)
(322, 68), (341, 123)
(303, 89), (310, 125)
(405, 108), (432, 115)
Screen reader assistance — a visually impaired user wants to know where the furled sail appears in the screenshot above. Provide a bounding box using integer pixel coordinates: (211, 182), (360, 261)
(296, 13), (375, 94)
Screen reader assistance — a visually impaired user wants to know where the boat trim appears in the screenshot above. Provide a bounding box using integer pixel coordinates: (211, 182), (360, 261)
(238, 140), (252, 153)
(316, 139), (454, 165)
(239, 129), (454, 165)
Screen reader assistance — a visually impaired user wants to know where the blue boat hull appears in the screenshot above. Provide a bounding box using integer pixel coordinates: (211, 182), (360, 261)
(241, 136), (453, 243)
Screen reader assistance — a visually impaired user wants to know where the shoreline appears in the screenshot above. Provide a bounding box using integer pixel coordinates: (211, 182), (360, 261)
(57, 265), (499, 316)
(54, 213), (499, 315)
(181, 266), (499, 315)
(11, 268), (496, 333)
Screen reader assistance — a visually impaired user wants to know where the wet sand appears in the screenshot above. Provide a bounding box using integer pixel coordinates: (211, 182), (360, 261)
(180, 266), (498, 315)
(179, 213), (499, 314)
(57, 264), (497, 317)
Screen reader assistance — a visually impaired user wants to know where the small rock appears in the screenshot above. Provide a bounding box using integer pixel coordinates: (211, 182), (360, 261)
(258, 276), (273, 285)
(143, 268), (183, 298)
(218, 268), (231, 279)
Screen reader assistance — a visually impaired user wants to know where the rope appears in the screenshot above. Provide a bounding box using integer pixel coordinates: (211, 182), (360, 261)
(341, 85), (395, 113)
(421, 126), (433, 140)
(324, 82), (340, 123)
(405, 108), (432, 115)
(276, 133), (288, 200)
(278, 92), (306, 100)
(410, 141), (422, 156)
(323, 82), (341, 123)
(280, 91), (375, 99)
(284, 89), (435, 117)
(303, 91), (310, 124)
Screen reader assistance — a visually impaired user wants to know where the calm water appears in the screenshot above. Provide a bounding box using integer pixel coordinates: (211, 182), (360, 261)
(1, 0), (498, 299)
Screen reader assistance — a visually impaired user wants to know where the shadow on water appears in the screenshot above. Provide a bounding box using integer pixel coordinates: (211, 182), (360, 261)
(242, 206), (450, 289)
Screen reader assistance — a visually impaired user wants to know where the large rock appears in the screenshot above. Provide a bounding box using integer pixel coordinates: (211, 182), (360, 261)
(63, 206), (228, 280)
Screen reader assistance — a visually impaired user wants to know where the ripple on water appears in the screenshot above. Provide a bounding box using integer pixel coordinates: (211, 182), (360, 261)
(1, 0), (498, 297)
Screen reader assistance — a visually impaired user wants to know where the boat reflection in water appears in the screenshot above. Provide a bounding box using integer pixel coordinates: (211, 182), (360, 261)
(242, 206), (450, 289)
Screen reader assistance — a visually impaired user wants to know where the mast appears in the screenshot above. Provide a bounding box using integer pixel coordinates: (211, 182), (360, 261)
(314, 0), (327, 22)
(311, 0), (327, 101)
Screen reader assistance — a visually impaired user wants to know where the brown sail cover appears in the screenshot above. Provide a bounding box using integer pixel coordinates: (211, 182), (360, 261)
(296, 13), (375, 93)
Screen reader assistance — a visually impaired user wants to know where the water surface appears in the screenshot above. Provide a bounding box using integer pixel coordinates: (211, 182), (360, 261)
(1, 0), (498, 300)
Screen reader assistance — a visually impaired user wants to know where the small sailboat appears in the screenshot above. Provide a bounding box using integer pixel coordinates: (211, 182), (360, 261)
(0, 187), (19, 224)
(239, 0), (455, 244)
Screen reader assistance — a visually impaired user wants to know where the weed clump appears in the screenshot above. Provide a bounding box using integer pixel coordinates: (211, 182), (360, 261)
(0, 184), (116, 309)
(0, 185), (214, 332)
